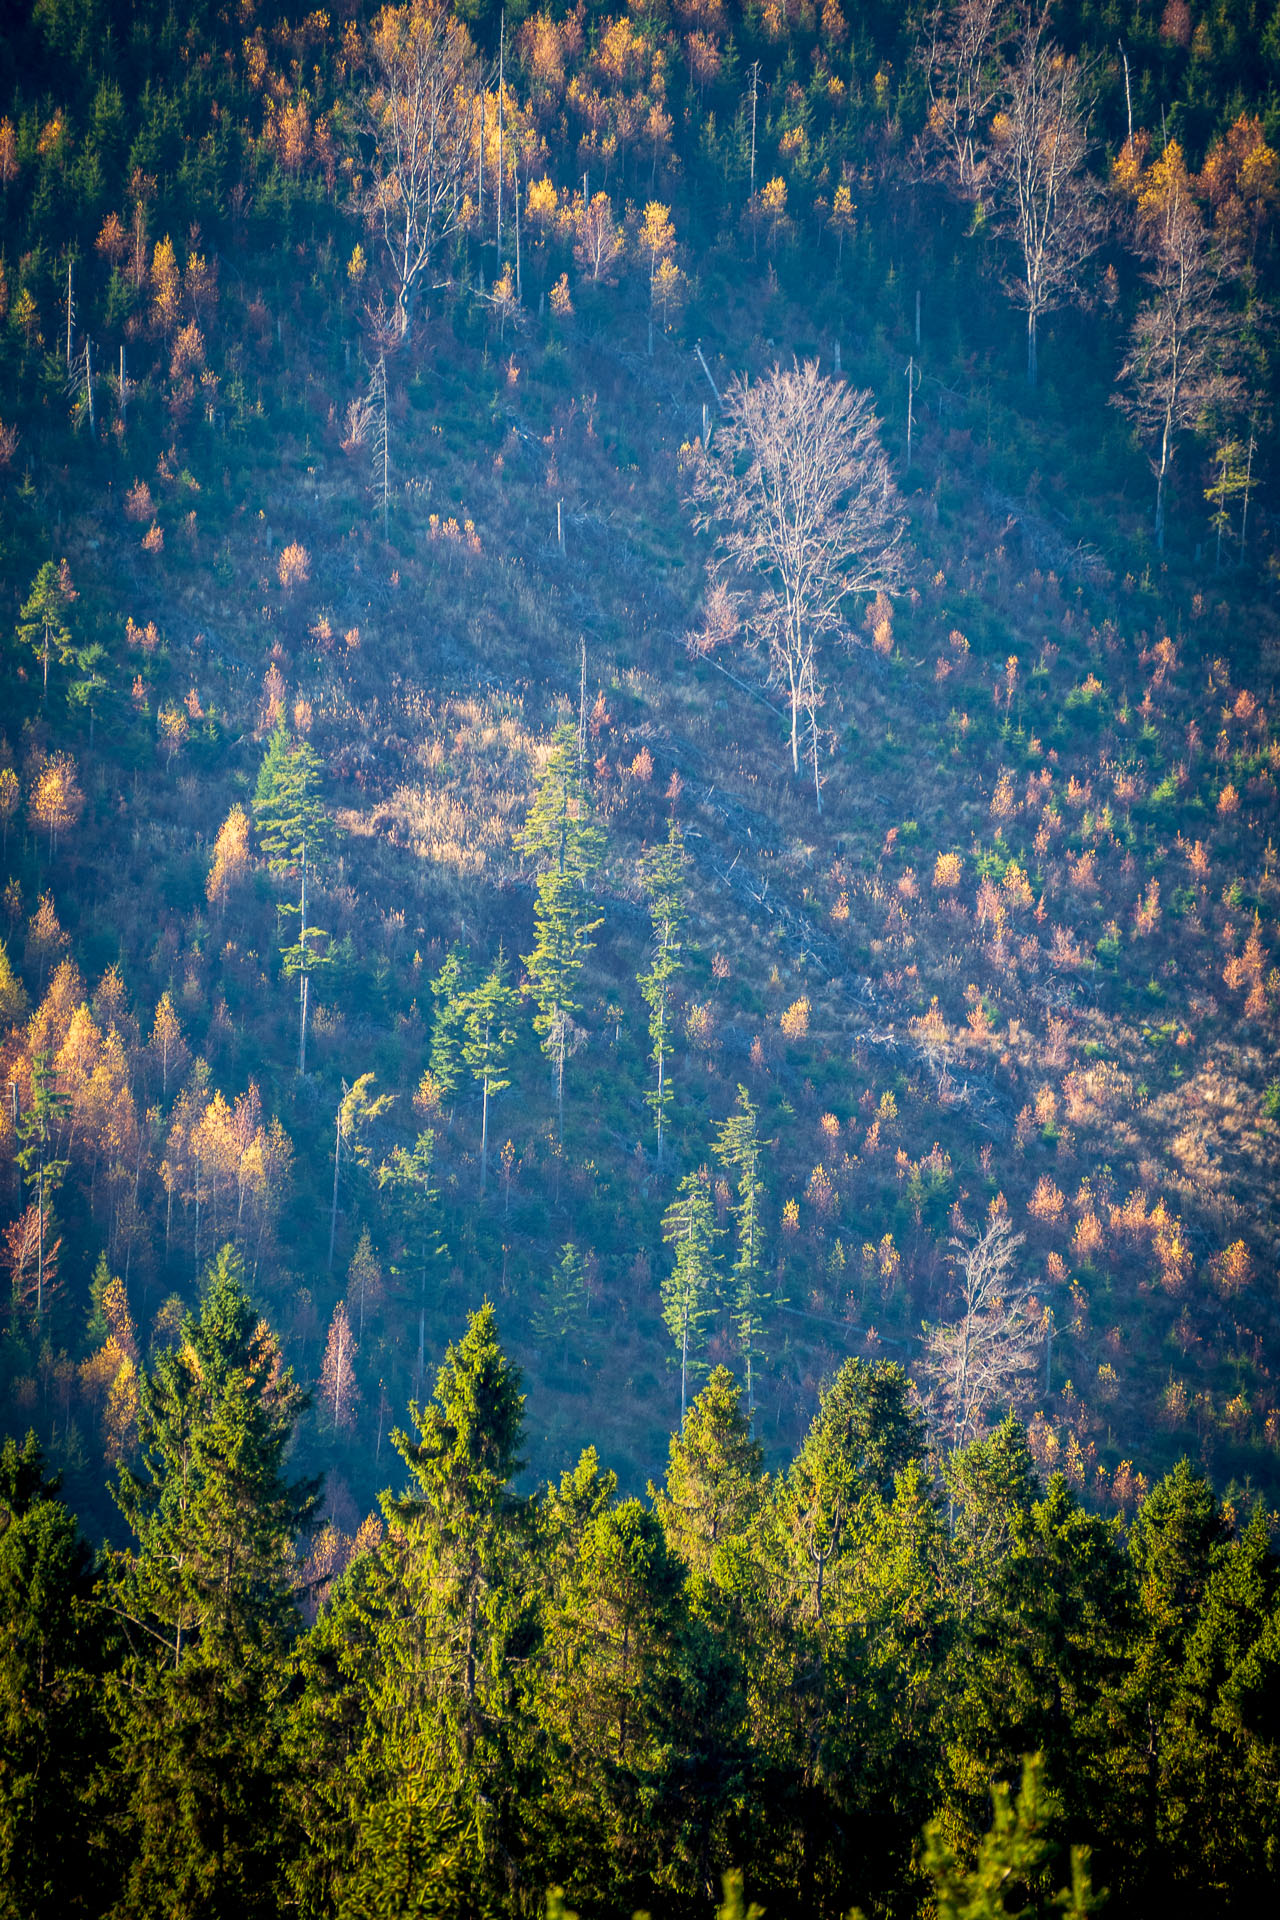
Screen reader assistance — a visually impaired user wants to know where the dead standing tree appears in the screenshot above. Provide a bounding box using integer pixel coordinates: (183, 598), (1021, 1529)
(357, 0), (477, 340)
(918, 1214), (1041, 1453)
(986, 21), (1105, 387)
(690, 360), (906, 811)
(919, 0), (1005, 192)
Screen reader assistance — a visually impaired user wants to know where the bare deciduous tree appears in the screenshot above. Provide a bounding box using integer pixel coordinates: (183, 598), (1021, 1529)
(918, 1215), (1040, 1451)
(987, 22), (1105, 386)
(690, 359), (905, 808)
(356, 1), (478, 338)
(1115, 144), (1241, 550)
(919, 0), (1005, 191)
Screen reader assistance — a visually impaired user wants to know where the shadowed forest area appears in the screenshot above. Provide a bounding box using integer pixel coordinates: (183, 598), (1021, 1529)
(2, 0), (1280, 1911)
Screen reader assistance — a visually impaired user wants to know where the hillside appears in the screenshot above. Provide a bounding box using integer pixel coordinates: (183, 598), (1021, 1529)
(2, 0), (1279, 1532)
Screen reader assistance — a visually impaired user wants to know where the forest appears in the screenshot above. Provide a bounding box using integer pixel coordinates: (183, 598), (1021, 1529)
(0, 0), (1278, 1910)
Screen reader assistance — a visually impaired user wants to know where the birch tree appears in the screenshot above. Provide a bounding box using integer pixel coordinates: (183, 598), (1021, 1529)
(986, 22), (1104, 386)
(690, 360), (905, 802)
(918, 1215), (1040, 1452)
(357, 1), (478, 338)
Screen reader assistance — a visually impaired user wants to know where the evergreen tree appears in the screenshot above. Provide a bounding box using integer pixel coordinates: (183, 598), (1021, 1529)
(16, 559), (76, 706)
(428, 946), (473, 1110)
(650, 1366), (765, 1582)
(376, 1129), (446, 1399)
(534, 1243), (587, 1361)
(461, 947), (520, 1194)
(661, 1167), (719, 1422)
(713, 1087), (771, 1418)
(252, 720), (332, 873)
(637, 823), (688, 1161)
(0, 1435), (110, 1920)
(108, 1245), (318, 1917)
(518, 722), (604, 1141)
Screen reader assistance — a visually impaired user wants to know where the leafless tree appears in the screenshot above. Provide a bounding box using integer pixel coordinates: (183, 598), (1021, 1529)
(986, 20), (1105, 385)
(918, 1214), (1040, 1452)
(1115, 152), (1241, 550)
(918, 0), (1006, 191)
(690, 360), (905, 806)
(355, 1), (478, 338)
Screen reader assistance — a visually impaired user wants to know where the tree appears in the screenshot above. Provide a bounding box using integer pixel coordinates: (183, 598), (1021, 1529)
(428, 945), (473, 1110)
(919, 0), (1004, 192)
(14, 1050), (69, 1318)
(691, 361), (905, 804)
(28, 753), (84, 857)
(328, 1072), (397, 1270)
(252, 720), (331, 874)
(919, 1215), (1040, 1452)
(1115, 144), (1240, 549)
(347, 1227), (384, 1341)
(207, 805), (251, 908)
(650, 1366), (765, 1581)
(518, 723), (605, 1138)
(713, 1087), (771, 1418)
(986, 23), (1104, 386)
(108, 1246), (317, 1916)
(0, 1435), (110, 1920)
(0, 938), (28, 1024)
(461, 948), (519, 1195)
(319, 1302), (360, 1435)
(278, 842), (331, 1075)
(16, 560), (76, 705)
(148, 989), (189, 1099)
(356, 0), (478, 338)
(376, 1127), (446, 1397)
(661, 1169), (720, 1422)
(638, 823), (688, 1162)
(534, 1242), (587, 1359)
(922, 1754), (1102, 1918)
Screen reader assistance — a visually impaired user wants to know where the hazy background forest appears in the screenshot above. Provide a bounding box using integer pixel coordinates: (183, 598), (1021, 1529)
(1, 0), (1280, 1907)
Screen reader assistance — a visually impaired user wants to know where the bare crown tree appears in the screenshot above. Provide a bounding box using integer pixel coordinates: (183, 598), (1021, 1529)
(357, 1), (478, 339)
(918, 1214), (1041, 1452)
(919, 0), (1005, 191)
(986, 21), (1105, 385)
(690, 359), (905, 809)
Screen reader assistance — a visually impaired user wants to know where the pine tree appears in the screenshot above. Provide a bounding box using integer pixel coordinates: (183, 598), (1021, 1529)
(461, 946), (519, 1194)
(638, 822), (688, 1162)
(661, 1168), (719, 1422)
(108, 1244), (318, 1917)
(713, 1087), (771, 1417)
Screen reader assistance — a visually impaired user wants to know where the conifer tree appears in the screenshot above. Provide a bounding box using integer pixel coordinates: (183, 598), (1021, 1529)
(427, 945), (473, 1109)
(252, 720), (332, 873)
(461, 947), (520, 1194)
(16, 559), (76, 706)
(651, 1365), (765, 1580)
(108, 1245), (318, 1917)
(534, 1242), (588, 1360)
(713, 1087), (771, 1417)
(0, 1434), (110, 1920)
(319, 1302), (360, 1435)
(638, 822), (688, 1162)
(518, 722), (604, 1139)
(661, 1167), (719, 1422)
(376, 1128), (446, 1397)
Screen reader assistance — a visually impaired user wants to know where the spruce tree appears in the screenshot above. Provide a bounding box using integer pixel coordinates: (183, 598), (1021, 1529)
(661, 1167), (719, 1422)
(461, 947), (520, 1194)
(713, 1087), (771, 1418)
(428, 946), (473, 1110)
(638, 822), (688, 1162)
(518, 722), (604, 1142)
(252, 720), (332, 873)
(108, 1245), (318, 1917)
